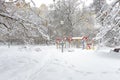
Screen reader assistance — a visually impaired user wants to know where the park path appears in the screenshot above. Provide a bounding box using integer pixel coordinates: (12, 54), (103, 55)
(0, 46), (120, 80)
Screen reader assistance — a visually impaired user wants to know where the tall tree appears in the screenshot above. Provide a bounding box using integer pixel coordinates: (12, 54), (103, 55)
(49, 0), (83, 37)
(96, 0), (120, 47)
(0, 0), (49, 45)
(48, 0), (96, 40)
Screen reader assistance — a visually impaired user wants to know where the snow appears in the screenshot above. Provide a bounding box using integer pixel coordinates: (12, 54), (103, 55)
(0, 45), (120, 80)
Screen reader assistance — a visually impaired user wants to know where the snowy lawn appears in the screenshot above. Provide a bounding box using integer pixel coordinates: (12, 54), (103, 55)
(0, 45), (120, 80)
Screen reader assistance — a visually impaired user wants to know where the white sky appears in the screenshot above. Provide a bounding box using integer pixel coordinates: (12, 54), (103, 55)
(106, 0), (114, 4)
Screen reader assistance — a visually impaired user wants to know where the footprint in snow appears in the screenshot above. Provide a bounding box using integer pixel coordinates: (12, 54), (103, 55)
(118, 68), (120, 71)
(35, 48), (41, 52)
(101, 72), (108, 74)
(86, 72), (93, 74)
(54, 59), (59, 61)
(75, 69), (84, 73)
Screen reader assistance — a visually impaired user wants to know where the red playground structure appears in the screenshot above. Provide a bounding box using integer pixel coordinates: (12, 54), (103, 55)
(55, 36), (94, 50)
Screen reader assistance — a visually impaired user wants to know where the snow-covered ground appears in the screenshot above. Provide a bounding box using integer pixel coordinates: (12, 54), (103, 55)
(0, 45), (120, 80)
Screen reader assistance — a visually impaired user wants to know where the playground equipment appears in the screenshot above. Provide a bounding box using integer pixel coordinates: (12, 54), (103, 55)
(56, 38), (61, 49)
(55, 36), (95, 51)
(72, 37), (83, 48)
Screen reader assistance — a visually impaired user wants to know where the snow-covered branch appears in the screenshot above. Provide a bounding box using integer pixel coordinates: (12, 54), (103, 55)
(96, 0), (120, 47)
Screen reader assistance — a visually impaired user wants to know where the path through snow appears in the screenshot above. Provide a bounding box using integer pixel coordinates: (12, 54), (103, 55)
(0, 45), (120, 80)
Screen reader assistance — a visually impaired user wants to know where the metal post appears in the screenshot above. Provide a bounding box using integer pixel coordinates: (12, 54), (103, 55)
(61, 40), (64, 53)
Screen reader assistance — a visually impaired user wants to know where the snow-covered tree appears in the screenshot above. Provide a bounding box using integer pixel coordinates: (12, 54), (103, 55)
(48, 0), (95, 38)
(93, 0), (106, 14)
(49, 0), (83, 37)
(96, 0), (120, 47)
(0, 0), (49, 45)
